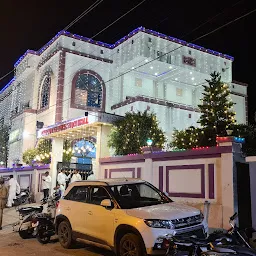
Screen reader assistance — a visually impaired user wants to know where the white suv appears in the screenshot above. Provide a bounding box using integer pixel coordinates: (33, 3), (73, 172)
(55, 179), (207, 255)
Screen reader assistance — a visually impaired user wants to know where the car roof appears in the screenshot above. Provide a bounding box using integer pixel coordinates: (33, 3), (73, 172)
(71, 178), (146, 186)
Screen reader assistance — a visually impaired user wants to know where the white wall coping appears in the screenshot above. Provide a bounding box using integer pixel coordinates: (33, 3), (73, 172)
(246, 156), (256, 162)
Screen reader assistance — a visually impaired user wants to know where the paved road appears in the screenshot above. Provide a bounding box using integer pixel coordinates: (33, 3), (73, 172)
(0, 232), (114, 256)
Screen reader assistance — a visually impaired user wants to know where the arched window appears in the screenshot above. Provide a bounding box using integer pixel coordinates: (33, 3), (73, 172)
(40, 76), (51, 109)
(72, 71), (104, 109)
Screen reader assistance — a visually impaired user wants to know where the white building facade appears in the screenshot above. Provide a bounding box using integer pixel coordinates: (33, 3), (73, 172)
(0, 27), (247, 175)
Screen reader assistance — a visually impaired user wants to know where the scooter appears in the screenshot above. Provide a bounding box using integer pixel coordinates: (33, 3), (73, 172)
(13, 187), (32, 207)
(34, 192), (60, 244)
(15, 205), (43, 239)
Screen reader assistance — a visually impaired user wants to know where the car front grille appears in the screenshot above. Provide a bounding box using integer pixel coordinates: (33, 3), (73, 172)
(176, 226), (206, 239)
(171, 214), (203, 229)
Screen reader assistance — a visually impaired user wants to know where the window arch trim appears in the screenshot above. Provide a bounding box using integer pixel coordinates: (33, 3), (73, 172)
(70, 69), (106, 112)
(39, 74), (51, 110)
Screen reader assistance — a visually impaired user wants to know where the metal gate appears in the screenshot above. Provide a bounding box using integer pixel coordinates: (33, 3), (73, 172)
(235, 162), (252, 229)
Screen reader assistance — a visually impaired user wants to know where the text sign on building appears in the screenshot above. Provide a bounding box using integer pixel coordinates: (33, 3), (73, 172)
(40, 117), (89, 137)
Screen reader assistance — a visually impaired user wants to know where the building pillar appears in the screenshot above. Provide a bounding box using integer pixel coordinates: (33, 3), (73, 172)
(144, 158), (153, 185)
(50, 138), (64, 191)
(220, 151), (234, 229)
(95, 125), (112, 179)
(32, 168), (39, 202)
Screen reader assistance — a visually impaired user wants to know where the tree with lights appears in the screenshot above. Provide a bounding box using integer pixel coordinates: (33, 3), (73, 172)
(22, 139), (73, 165)
(108, 110), (166, 155)
(198, 71), (236, 132)
(0, 125), (10, 167)
(171, 72), (236, 149)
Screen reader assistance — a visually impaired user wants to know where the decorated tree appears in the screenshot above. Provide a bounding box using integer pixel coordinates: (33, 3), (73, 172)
(22, 148), (38, 165)
(22, 139), (73, 165)
(171, 72), (236, 149)
(198, 71), (236, 133)
(36, 139), (52, 164)
(0, 125), (10, 167)
(63, 140), (73, 163)
(108, 111), (166, 155)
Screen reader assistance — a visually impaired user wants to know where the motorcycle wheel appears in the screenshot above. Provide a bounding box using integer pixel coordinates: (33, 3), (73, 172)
(37, 234), (51, 244)
(19, 229), (32, 239)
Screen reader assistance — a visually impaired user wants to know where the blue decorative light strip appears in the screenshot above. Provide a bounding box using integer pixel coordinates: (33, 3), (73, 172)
(0, 77), (15, 94)
(234, 137), (245, 143)
(2, 26), (233, 95)
(14, 26), (234, 68)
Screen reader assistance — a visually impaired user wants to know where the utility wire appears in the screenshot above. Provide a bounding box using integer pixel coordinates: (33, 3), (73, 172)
(104, 7), (256, 86)
(63, 0), (104, 31)
(0, 0), (104, 83)
(91, 0), (148, 39)
(17, 6), (256, 128)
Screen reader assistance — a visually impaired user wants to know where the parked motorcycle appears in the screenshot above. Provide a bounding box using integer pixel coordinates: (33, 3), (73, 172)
(13, 187), (32, 207)
(166, 213), (256, 256)
(34, 192), (60, 244)
(15, 205), (43, 239)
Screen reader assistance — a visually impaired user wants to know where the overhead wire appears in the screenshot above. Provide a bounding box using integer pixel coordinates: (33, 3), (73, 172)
(16, 4), (255, 129)
(0, 0), (105, 83)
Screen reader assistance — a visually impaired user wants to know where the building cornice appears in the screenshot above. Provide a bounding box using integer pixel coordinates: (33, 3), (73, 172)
(111, 95), (200, 112)
(14, 26), (234, 69)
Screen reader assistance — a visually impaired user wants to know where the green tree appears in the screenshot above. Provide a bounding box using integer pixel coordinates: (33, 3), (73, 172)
(172, 72), (236, 149)
(63, 140), (73, 162)
(108, 111), (166, 155)
(22, 148), (38, 165)
(198, 71), (236, 132)
(37, 139), (52, 164)
(0, 125), (10, 167)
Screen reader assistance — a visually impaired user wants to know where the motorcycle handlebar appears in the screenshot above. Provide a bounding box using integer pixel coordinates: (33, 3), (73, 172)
(230, 212), (238, 221)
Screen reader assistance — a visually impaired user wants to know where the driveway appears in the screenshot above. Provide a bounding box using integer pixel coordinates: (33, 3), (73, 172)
(0, 206), (113, 256)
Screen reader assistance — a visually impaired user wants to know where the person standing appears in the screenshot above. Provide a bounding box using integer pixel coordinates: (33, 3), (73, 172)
(0, 177), (8, 230)
(57, 170), (68, 198)
(70, 170), (82, 183)
(7, 175), (20, 208)
(42, 171), (51, 201)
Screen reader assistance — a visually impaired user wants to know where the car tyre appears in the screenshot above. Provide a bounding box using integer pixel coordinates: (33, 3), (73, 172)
(58, 221), (75, 249)
(119, 233), (146, 256)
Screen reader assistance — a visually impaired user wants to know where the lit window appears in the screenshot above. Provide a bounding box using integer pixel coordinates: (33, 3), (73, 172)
(176, 88), (183, 96)
(135, 78), (142, 87)
(40, 76), (50, 109)
(74, 73), (102, 108)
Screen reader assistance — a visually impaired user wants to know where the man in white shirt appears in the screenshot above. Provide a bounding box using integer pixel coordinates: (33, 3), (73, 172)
(7, 175), (20, 208)
(42, 171), (51, 201)
(57, 170), (68, 198)
(70, 170), (82, 183)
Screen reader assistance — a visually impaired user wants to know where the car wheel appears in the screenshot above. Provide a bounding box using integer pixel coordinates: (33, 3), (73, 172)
(58, 221), (74, 248)
(119, 233), (146, 256)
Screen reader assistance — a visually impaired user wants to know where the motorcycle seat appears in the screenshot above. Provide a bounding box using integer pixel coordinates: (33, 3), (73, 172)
(18, 206), (43, 215)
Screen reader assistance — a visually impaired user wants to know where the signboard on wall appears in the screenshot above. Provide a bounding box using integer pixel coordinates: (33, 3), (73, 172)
(38, 117), (89, 137)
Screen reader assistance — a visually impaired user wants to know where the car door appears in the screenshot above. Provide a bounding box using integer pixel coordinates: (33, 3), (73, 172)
(62, 185), (89, 234)
(84, 186), (116, 246)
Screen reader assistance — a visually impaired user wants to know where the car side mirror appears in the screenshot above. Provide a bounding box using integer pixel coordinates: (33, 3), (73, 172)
(100, 199), (112, 208)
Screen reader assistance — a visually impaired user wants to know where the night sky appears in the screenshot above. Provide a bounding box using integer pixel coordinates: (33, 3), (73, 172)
(0, 0), (254, 120)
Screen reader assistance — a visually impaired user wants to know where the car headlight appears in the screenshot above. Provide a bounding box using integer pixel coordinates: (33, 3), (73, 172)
(144, 219), (174, 229)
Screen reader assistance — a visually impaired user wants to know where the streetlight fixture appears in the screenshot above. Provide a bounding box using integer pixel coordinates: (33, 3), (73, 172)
(146, 139), (153, 153)
(147, 139), (153, 146)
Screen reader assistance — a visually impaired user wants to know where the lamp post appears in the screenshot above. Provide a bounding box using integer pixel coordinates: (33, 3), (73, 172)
(147, 139), (153, 153)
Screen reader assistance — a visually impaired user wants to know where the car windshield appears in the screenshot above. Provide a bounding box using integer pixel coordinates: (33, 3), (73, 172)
(107, 182), (172, 209)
